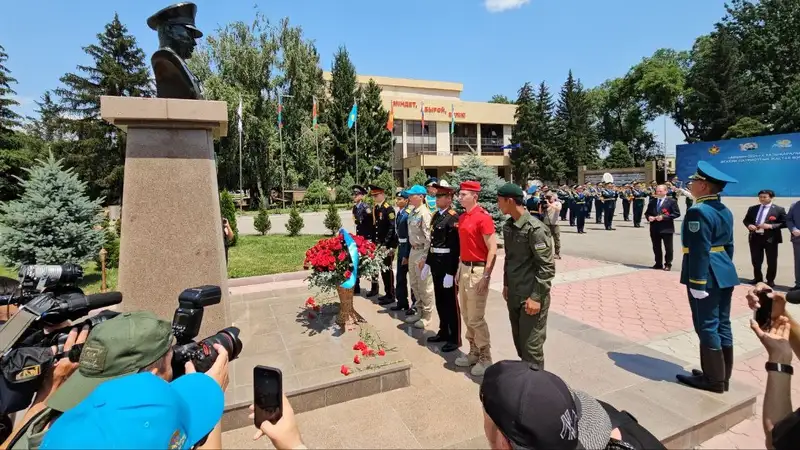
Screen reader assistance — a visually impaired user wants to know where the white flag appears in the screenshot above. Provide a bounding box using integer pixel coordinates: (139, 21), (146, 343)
(237, 96), (243, 134)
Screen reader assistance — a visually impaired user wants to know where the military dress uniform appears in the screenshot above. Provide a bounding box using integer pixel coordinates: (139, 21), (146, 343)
(404, 185), (434, 329)
(571, 189), (588, 234)
(424, 183), (461, 353)
(621, 185), (632, 221)
(632, 184), (647, 227)
(368, 185), (399, 305)
(601, 184), (618, 230)
(557, 188), (570, 221)
(675, 161), (739, 394)
(498, 183), (556, 369)
(585, 185), (595, 219)
(593, 186), (604, 224)
(351, 185), (376, 295)
(392, 191), (415, 314)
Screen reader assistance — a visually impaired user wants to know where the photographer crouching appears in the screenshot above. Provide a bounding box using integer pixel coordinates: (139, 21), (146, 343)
(747, 283), (800, 449)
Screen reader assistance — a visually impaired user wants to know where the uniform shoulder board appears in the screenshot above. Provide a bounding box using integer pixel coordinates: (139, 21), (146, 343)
(448, 209), (457, 216)
(383, 202), (389, 207)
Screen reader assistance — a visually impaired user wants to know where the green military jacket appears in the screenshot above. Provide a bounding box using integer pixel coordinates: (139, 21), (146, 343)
(502, 211), (556, 304)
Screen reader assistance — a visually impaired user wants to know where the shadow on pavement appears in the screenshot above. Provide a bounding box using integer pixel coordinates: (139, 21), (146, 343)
(607, 351), (691, 382)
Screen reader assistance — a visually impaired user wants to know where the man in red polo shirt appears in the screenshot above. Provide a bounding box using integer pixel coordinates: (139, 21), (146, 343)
(454, 181), (498, 376)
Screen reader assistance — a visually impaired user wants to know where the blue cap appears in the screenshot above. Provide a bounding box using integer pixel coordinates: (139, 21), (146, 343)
(689, 161), (738, 186)
(406, 184), (427, 195)
(424, 177), (438, 187)
(396, 190), (409, 199)
(527, 185), (538, 194)
(41, 372), (224, 450)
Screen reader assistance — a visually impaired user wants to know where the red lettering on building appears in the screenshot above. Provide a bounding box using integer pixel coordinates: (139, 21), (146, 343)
(392, 100), (417, 109)
(393, 100), (467, 118)
(447, 112), (467, 119)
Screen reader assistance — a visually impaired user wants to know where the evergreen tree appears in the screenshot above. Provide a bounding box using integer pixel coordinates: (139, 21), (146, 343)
(335, 173), (356, 203)
(770, 80), (800, 134)
(532, 82), (566, 182)
(371, 170), (396, 197)
(407, 170), (429, 187)
(27, 91), (64, 143)
(323, 201), (342, 235)
(489, 94), (512, 104)
(254, 207), (271, 235)
(0, 154), (105, 265)
(448, 155), (505, 234)
(219, 191), (239, 246)
(357, 79), (393, 181)
(304, 180), (329, 207)
(604, 141), (635, 169)
(54, 14), (153, 204)
(510, 82), (536, 182)
(326, 46), (359, 181)
(0, 44), (20, 138)
(554, 70), (599, 179)
(286, 207), (304, 236)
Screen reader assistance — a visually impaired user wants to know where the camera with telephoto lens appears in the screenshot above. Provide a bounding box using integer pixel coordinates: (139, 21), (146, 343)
(171, 285), (242, 377)
(0, 264), (84, 306)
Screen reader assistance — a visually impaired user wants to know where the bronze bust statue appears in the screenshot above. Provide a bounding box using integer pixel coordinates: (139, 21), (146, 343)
(148, 2), (204, 99)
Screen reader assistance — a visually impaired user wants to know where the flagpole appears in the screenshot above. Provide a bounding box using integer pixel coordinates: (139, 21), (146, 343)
(354, 97), (359, 185)
(313, 96), (320, 181)
(279, 91), (285, 202)
(238, 96), (243, 212)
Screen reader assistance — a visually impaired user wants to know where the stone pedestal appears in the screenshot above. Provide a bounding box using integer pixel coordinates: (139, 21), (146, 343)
(101, 96), (230, 338)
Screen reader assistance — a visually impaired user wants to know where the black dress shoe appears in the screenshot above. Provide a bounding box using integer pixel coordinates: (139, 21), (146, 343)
(404, 308), (416, 316)
(664, 264), (672, 271)
(427, 334), (447, 343)
(378, 297), (394, 306)
(651, 264), (664, 270)
(390, 305), (406, 311)
(441, 343), (459, 353)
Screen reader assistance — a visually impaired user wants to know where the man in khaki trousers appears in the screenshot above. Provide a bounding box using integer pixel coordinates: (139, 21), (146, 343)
(454, 181), (498, 376)
(404, 184), (434, 330)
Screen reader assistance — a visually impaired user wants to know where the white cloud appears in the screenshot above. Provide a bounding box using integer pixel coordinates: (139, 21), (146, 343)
(485, 0), (530, 13)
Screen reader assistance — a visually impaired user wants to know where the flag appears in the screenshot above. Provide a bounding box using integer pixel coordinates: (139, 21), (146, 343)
(501, 143), (521, 150)
(347, 102), (358, 129)
(312, 97), (318, 129)
(237, 96), (243, 134)
(421, 101), (425, 132)
(277, 94), (283, 129)
(450, 103), (455, 135)
(386, 105), (394, 132)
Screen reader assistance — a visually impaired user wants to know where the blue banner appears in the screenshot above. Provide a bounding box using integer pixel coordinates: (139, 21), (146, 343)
(339, 228), (359, 289)
(676, 133), (800, 197)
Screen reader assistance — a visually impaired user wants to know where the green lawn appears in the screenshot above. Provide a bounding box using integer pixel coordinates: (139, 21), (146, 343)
(0, 234), (322, 294)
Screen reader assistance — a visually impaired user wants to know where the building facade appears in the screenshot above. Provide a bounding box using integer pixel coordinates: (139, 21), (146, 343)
(323, 73), (517, 185)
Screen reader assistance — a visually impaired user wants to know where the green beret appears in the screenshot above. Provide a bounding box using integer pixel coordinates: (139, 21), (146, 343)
(497, 182), (523, 198)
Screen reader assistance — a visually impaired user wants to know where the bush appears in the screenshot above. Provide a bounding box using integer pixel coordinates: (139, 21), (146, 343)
(336, 173), (355, 203)
(407, 170), (429, 187)
(95, 215), (120, 270)
(448, 155), (506, 234)
(323, 201), (342, 235)
(372, 171), (396, 196)
(219, 190), (238, 246)
(254, 207), (271, 235)
(0, 154), (105, 265)
(286, 207), (304, 236)
(304, 180), (329, 206)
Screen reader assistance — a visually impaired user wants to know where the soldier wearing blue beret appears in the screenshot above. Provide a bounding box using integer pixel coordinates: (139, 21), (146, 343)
(676, 161), (739, 394)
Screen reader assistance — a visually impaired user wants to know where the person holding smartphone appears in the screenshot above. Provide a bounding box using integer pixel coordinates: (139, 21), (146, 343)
(250, 366), (307, 449)
(222, 218), (234, 263)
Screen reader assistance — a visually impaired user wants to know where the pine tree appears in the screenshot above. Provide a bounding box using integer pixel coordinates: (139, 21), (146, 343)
(604, 141), (635, 169)
(27, 91), (64, 143)
(0, 154), (105, 265)
(554, 70), (599, 179)
(357, 79), (393, 181)
(55, 14), (153, 204)
(407, 170), (429, 187)
(336, 173), (356, 203)
(510, 82), (536, 182)
(371, 170), (396, 197)
(0, 44), (20, 138)
(254, 207), (271, 235)
(326, 46), (359, 181)
(286, 207), (304, 236)
(324, 201), (342, 235)
(304, 180), (329, 208)
(219, 191), (239, 246)
(448, 155), (505, 233)
(531, 82), (566, 182)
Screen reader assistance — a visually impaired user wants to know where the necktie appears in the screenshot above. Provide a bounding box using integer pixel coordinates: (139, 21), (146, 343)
(757, 205), (768, 224)
(657, 199), (662, 211)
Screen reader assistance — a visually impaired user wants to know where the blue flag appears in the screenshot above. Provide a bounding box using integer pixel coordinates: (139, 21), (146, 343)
(339, 228), (359, 289)
(347, 103), (358, 129)
(501, 143), (521, 150)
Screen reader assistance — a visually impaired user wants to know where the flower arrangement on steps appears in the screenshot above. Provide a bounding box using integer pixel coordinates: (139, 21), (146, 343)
(303, 229), (389, 330)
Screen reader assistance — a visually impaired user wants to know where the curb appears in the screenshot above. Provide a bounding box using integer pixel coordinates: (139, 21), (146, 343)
(227, 270), (309, 287)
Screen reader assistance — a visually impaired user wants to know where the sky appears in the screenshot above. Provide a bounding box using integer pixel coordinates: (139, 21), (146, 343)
(1, 0), (730, 156)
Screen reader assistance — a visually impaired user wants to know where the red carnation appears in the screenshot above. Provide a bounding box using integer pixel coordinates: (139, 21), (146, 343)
(340, 365), (351, 376)
(769, 215), (776, 221)
(344, 270), (352, 278)
(338, 252), (346, 261)
(378, 349), (386, 356)
(661, 208), (668, 214)
(305, 297), (316, 306)
(353, 341), (367, 351)
(353, 355), (361, 364)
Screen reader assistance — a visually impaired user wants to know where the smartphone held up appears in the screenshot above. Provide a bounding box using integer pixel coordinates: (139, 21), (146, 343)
(754, 289), (774, 330)
(253, 365), (283, 427)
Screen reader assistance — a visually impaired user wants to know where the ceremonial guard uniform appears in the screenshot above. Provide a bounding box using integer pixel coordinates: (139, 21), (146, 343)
(404, 185), (434, 330)
(601, 183), (618, 231)
(632, 183), (647, 227)
(425, 177), (439, 214)
(368, 185), (398, 305)
(676, 161), (739, 394)
(593, 185), (604, 224)
(498, 183), (555, 369)
(392, 191), (416, 314)
(351, 185), (377, 295)
(585, 184), (595, 219)
(571, 186), (588, 234)
(621, 184), (632, 221)
(557, 187), (570, 221)
(424, 182), (461, 353)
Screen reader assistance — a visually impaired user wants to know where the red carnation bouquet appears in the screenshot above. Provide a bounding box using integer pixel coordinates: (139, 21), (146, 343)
(304, 233), (389, 293)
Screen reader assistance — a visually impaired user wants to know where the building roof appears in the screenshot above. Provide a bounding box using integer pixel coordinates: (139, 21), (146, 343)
(322, 72), (463, 95)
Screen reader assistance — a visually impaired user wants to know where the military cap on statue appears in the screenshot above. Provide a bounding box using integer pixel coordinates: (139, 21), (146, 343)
(406, 185), (427, 196)
(432, 180), (454, 195)
(689, 160), (738, 187)
(367, 184), (384, 194)
(351, 185), (367, 195)
(147, 2), (204, 38)
(424, 177), (439, 187)
(497, 183), (524, 198)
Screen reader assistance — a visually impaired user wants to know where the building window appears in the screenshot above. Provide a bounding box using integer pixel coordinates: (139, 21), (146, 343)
(406, 120), (437, 156)
(393, 170), (404, 186)
(392, 119), (403, 137)
(481, 124), (504, 155)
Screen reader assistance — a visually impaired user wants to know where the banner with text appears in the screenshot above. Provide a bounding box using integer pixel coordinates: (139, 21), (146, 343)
(676, 133), (800, 197)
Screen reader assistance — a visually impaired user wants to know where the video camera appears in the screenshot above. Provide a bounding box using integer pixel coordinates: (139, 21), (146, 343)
(0, 264), (84, 306)
(171, 285), (242, 377)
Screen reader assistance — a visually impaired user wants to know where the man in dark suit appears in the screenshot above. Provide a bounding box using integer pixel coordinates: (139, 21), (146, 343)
(742, 189), (787, 287)
(645, 184), (681, 271)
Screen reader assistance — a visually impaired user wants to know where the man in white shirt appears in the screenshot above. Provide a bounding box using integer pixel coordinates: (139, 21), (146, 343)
(742, 189), (787, 287)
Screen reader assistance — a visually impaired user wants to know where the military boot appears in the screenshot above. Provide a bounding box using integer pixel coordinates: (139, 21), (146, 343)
(455, 340), (479, 368)
(365, 281), (379, 297)
(677, 346), (725, 393)
(690, 345), (733, 391)
(470, 347), (492, 377)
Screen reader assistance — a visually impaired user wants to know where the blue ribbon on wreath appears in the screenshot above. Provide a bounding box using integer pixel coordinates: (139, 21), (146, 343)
(339, 228), (359, 289)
